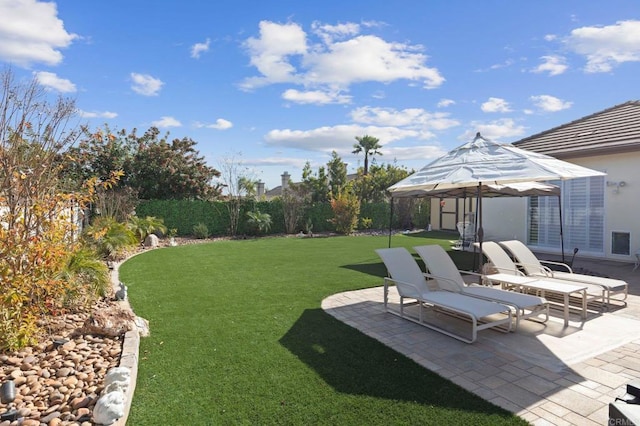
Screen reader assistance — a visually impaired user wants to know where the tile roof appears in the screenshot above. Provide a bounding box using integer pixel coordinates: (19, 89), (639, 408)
(512, 100), (640, 158)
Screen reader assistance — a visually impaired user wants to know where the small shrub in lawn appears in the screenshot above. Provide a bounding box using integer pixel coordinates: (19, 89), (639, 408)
(246, 210), (272, 235)
(360, 217), (373, 229)
(193, 222), (210, 239)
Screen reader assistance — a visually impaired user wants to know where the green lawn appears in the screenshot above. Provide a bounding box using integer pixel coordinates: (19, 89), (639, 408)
(120, 231), (527, 425)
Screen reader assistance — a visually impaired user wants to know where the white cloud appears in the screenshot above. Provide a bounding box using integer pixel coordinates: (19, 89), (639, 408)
(382, 145), (447, 162)
(190, 38), (211, 59)
(461, 119), (527, 142)
(311, 21), (360, 44)
(244, 156), (310, 169)
(304, 35), (444, 89)
(264, 124), (425, 155)
(565, 20), (640, 73)
(241, 21), (308, 89)
(350, 106), (459, 131)
(34, 71), (76, 92)
(530, 95), (572, 112)
(78, 110), (118, 119)
(0, 0), (76, 67)
(481, 97), (512, 113)
(281, 89), (351, 105)
(130, 73), (164, 96)
(532, 55), (568, 76)
(240, 20), (444, 92)
(544, 34), (557, 42)
(194, 118), (233, 130)
(437, 99), (455, 108)
(151, 116), (181, 128)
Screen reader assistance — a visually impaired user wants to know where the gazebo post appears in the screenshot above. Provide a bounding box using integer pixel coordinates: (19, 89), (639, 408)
(558, 193), (565, 263)
(387, 197), (394, 248)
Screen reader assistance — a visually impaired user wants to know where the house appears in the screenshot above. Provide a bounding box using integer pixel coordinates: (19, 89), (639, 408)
(431, 100), (640, 261)
(262, 171), (292, 199)
(261, 170), (358, 200)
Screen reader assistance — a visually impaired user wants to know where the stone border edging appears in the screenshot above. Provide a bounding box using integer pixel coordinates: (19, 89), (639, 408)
(112, 329), (138, 426)
(109, 254), (143, 426)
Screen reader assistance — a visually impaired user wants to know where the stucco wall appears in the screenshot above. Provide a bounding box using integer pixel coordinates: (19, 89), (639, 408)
(571, 153), (640, 261)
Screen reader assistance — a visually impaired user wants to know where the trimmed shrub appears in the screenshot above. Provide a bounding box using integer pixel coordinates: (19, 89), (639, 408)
(193, 222), (210, 239)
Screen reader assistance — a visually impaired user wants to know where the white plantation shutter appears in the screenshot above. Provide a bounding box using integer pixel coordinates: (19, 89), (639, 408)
(528, 176), (604, 254)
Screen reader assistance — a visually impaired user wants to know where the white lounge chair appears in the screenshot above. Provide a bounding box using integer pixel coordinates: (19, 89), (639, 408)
(375, 247), (512, 343)
(413, 244), (549, 330)
(499, 239), (628, 307)
(479, 241), (604, 325)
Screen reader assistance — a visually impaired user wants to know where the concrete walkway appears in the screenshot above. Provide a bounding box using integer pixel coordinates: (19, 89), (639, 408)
(322, 257), (640, 425)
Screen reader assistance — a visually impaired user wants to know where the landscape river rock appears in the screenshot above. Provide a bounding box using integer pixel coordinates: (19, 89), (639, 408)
(0, 301), (124, 426)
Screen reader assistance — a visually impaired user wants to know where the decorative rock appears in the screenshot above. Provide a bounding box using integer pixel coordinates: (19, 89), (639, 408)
(6, 356), (21, 365)
(40, 411), (61, 423)
(80, 306), (135, 338)
(49, 417), (62, 426)
(56, 367), (72, 377)
(143, 233), (159, 248)
(104, 367), (130, 388)
(71, 396), (92, 409)
(135, 316), (150, 337)
(63, 376), (78, 387)
(93, 390), (125, 425)
(22, 420), (40, 426)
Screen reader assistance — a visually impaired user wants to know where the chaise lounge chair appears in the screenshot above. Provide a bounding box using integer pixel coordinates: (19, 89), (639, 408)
(375, 247), (513, 343)
(499, 239), (628, 308)
(479, 241), (604, 326)
(412, 244), (549, 330)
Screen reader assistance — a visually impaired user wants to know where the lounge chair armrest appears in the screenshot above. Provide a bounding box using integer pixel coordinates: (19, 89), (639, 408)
(458, 270), (483, 278)
(383, 277), (427, 299)
(539, 259), (573, 273)
(489, 265), (526, 276)
(514, 261), (553, 276)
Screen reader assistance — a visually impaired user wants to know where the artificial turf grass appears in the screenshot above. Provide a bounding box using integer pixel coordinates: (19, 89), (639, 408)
(120, 232), (527, 425)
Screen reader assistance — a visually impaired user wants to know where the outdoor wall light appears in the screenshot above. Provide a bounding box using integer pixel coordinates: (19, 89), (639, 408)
(0, 380), (19, 422)
(606, 180), (627, 194)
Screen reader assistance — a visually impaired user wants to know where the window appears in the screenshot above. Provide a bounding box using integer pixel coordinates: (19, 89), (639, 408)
(527, 176), (605, 254)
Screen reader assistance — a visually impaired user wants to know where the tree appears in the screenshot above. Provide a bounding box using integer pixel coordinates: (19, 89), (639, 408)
(280, 182), (310, 234)
(301, 161), (330, 202)
(217, 153), (254, 236)
(326, 151), (347, 196)
(130, 128), (221, 200)
(238, 176), (258, 199)
(60, 126), (222, 202)
(352, 135), (382, 175)
(60, 125), (135, 191)
(351, 163), (412, 203)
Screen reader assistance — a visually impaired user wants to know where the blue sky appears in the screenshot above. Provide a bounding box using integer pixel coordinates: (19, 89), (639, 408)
(1, 1), (639, 190)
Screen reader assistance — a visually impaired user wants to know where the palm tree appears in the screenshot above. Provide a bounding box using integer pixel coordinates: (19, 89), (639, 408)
(352, 135), (382, 175)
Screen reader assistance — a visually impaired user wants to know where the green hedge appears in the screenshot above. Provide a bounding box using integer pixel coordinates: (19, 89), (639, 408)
(136, 199), (427, 237)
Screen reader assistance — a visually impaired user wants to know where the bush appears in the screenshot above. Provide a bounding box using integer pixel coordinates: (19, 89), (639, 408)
(329, 190), (361, 234)
(128, 215), (168, 242)
(246, 211), (272, 235)
(83, 217), (138, 260)
(193, 222), (210, 239)
(360, 217), (373, 229)
(57, 247), (110, 308)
